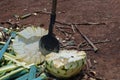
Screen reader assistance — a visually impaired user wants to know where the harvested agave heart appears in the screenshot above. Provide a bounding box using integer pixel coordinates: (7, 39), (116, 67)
(45, 50), (86, 78)
(12, 26), (48, 64)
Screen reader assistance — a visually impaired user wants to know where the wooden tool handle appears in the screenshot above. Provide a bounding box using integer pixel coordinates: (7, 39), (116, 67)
(48, 0), (57, 34)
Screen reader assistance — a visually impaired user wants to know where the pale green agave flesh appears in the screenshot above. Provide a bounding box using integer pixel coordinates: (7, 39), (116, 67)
(12, 26), (48, 64)
(45, 50), (86, 78)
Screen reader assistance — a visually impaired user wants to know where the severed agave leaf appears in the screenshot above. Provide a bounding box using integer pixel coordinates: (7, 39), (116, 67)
(12, 26), (48, 64)
(45, 50), (86, 78)
(0, 64), (19, 73)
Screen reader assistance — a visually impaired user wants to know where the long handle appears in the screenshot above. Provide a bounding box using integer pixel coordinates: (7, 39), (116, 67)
(48, 0), (57, 34)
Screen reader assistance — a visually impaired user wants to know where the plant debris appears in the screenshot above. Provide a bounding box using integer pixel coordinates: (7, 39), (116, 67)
(0, 25), (106, 80)
(74, 24), (98, 53)
(14, 10), (51, 20)
(55, 20), (106, 26)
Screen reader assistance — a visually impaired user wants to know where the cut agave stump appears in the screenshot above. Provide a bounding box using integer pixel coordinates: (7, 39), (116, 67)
(45, 50), (86, 78)
(12, 27), (48, 64)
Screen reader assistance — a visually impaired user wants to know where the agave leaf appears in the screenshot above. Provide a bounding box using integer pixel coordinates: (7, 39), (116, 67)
(15, 73), (29, 80)
(0, 32), (16, 59)
(0, 71), (6, 77)
(0, 42), (5, 49)
(0, 64), (20, 73)
(4, 52), (16, 59)
(28, 65), (37, 80)
(9, 69), (28, 80)
(0, 42), (6, 44)
(16, 65), (44, 80)
(4, 53), (34, 69)
(0, 68), (25, 80)
(33, 77), (42, 80)
(0, 45), (3, 49)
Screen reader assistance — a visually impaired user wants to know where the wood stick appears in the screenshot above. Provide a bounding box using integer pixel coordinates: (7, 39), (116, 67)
(55, 20), (106, 26)
(74, 25), (98, 53)
(78, 39), (110, 48)
(71, 24), (76, 33)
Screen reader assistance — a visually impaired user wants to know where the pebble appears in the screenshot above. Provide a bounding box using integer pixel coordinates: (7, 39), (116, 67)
(89, 77), (96, 80)
(33, 13), (37, 16)
(93, 60), (97, 64)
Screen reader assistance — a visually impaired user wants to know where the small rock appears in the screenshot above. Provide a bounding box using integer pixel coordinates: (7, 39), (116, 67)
(44, 8), (47, 11)
(14, 14), (20, 19)
(87, 59), (92, 68)
(62, 40), (66, 43)
(93, 60), (97, 64)
(82, 74), (88, 80)
(58, 11), (66, 14)
(89, 77), (96, 80)
(8, 19), (12, 22)
(65, 37), (70, 41)
(23, 8), (27, 11)
(33, 13), (37, 16)
(58, 11), (62, 14)
(10, 27), (13, 30)
(89, 70), (96, 76)
(56, 37), (59, 40)
(16, 27), (20, 30)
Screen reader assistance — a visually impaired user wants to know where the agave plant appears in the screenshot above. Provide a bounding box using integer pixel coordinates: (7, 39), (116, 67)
(12, 26), (48, 64)
(11, 26), (87, 78)
(45, 50), (86, 78)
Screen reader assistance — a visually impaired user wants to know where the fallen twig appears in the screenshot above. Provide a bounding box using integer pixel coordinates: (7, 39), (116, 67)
(77, 41), (86, 48)
(20, 13), (32, 19)
(61, 40), (76, 47)
(78, 48), (94, 51)
(71, 24), (76, 33)
(14, 13), (32, 20)
(56, 26), (68, 36)
(78, 39), (111, 48)
(14, 10), (51, 20)
(55, 20), (106, 26)
(74, 25), (98, 53)
(85, 70), (103, 80)
(56, 25), (73, 36)
(34, 10), (51, 14)
(63, 45), (77, 50)
(86, 59), (92, 69)
(55, 25), (71, 29)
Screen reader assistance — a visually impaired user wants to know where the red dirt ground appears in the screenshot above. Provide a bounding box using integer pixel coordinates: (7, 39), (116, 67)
(0, 0), (120, 80)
